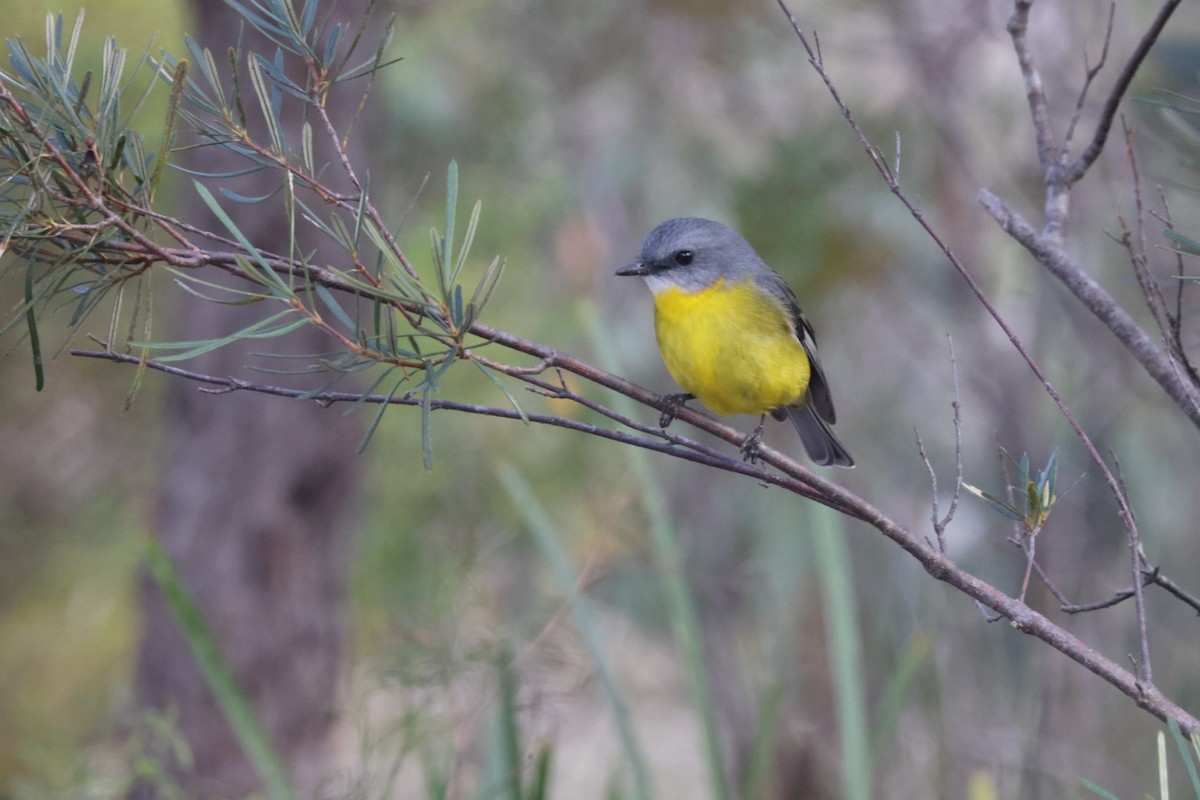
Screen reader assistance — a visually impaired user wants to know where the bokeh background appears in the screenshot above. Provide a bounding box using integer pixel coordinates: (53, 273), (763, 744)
(3, 0), (1200, 797)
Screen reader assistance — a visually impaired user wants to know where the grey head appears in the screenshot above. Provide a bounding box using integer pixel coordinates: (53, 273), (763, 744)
(615, 217), (769, 293)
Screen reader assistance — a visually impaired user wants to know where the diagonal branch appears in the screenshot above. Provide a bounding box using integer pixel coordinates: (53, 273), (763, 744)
(979, 190), (1200, 428)
(1059, 0), (1184, 187)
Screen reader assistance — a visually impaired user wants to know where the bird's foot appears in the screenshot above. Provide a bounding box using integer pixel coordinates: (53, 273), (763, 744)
(658, 393), (695, 428)
(740, 424), (766, 463)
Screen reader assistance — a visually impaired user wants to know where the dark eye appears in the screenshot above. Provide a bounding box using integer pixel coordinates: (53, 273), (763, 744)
(672, 250), (694, 266)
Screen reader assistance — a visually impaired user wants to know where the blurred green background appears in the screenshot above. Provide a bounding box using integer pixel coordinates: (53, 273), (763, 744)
(3, 0), (1200, 797)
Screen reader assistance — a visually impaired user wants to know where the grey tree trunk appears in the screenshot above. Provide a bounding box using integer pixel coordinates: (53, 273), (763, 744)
(132, 0), (370, 794)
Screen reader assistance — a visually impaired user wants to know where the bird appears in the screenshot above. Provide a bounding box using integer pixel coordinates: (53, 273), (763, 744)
(615, 217), (853, 467)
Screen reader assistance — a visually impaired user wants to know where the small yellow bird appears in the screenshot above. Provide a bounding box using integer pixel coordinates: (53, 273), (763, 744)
(616, 218), (853, 467)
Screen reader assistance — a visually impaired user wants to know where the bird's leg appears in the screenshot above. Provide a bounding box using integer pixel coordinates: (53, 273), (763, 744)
(658, 393), (695, 428)
(740, 415), (767, 463)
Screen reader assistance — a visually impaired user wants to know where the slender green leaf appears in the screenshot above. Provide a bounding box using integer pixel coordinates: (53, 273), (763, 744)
(421, 385), (434, 469)
(300, 0), (318, 37)
(962, 482), (1025, 522)
(356, 374), (404, 453)
(322, 23), (343, 69)
(1079, 778), (1122, 800)
(1169, 718), (1200, 796)
(24, 260), (44, 391)
(440, 160), (458, 297)
(450, 198), (480, 288)
(132, 310), (305, 362)
(1164, 228), (1200, 256)
(315, 284), (357, 332)
(300, 120), (314, 175)
(247, 54), (285, 154)
(193, 182), (292, 295)
(473, 361), (528, 423)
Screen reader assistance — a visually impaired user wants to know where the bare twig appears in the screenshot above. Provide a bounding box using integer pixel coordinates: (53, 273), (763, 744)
(1060, 1), (1116, 165)
(1116, 119), (1174, 347)
(915, 336), (964, 553)
(1150, 190), (1200, 384)
(1006, 0), (1059, 176)
(1060, 0), (1185, 186)
(1018, 532), (1039, 604)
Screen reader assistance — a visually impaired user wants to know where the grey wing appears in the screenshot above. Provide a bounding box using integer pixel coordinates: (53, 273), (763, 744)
(756, 272), (837, 425)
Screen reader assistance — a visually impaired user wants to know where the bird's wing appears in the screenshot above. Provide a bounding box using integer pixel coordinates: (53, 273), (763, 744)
(756, 272), (837, 425)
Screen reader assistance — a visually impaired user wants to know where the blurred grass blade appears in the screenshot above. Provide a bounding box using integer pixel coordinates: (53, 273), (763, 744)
(499, 466), (653, 800)
(868, 632), (932, 762)
(1078, 778), (1121, 800)
(584, 307), (729, 800)
(812, 504), (870, 800)
(480, 646), (522, 800)
(1168, 718), (1200, 795)
(144, 537), (297, 800)
(1158, 731), (1169, 800)
(526, 743), (551, 800)
(742, 681), (786, 800)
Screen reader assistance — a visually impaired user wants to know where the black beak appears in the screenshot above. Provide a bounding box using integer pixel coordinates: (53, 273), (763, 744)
(615, 262), (648, 277)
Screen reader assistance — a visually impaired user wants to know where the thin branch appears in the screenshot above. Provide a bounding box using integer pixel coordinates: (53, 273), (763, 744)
(1153, 572), (1200, 616)
(945, 336), (964, 534)
(979, 190), (1200, 429)
(1006, 0), (1059, 175)
(1116, 119), (1174, 348)
(70, 347), (862, 519)
(1018, 531), (1039, 604)
(1060, 1), (1115, 167)
(914, 428), (942, 550)
(1029, 559), (1073, 607)
(1060, 0), (1185, 186)
(1151, 189), (1200, 384)
(915, 336), (964, 553)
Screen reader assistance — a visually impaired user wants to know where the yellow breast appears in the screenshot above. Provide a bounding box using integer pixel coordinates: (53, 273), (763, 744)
(651, 278), (811, 416)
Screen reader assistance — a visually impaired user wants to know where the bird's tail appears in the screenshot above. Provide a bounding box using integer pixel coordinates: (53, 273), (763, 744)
(782, 403), (854, 468)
